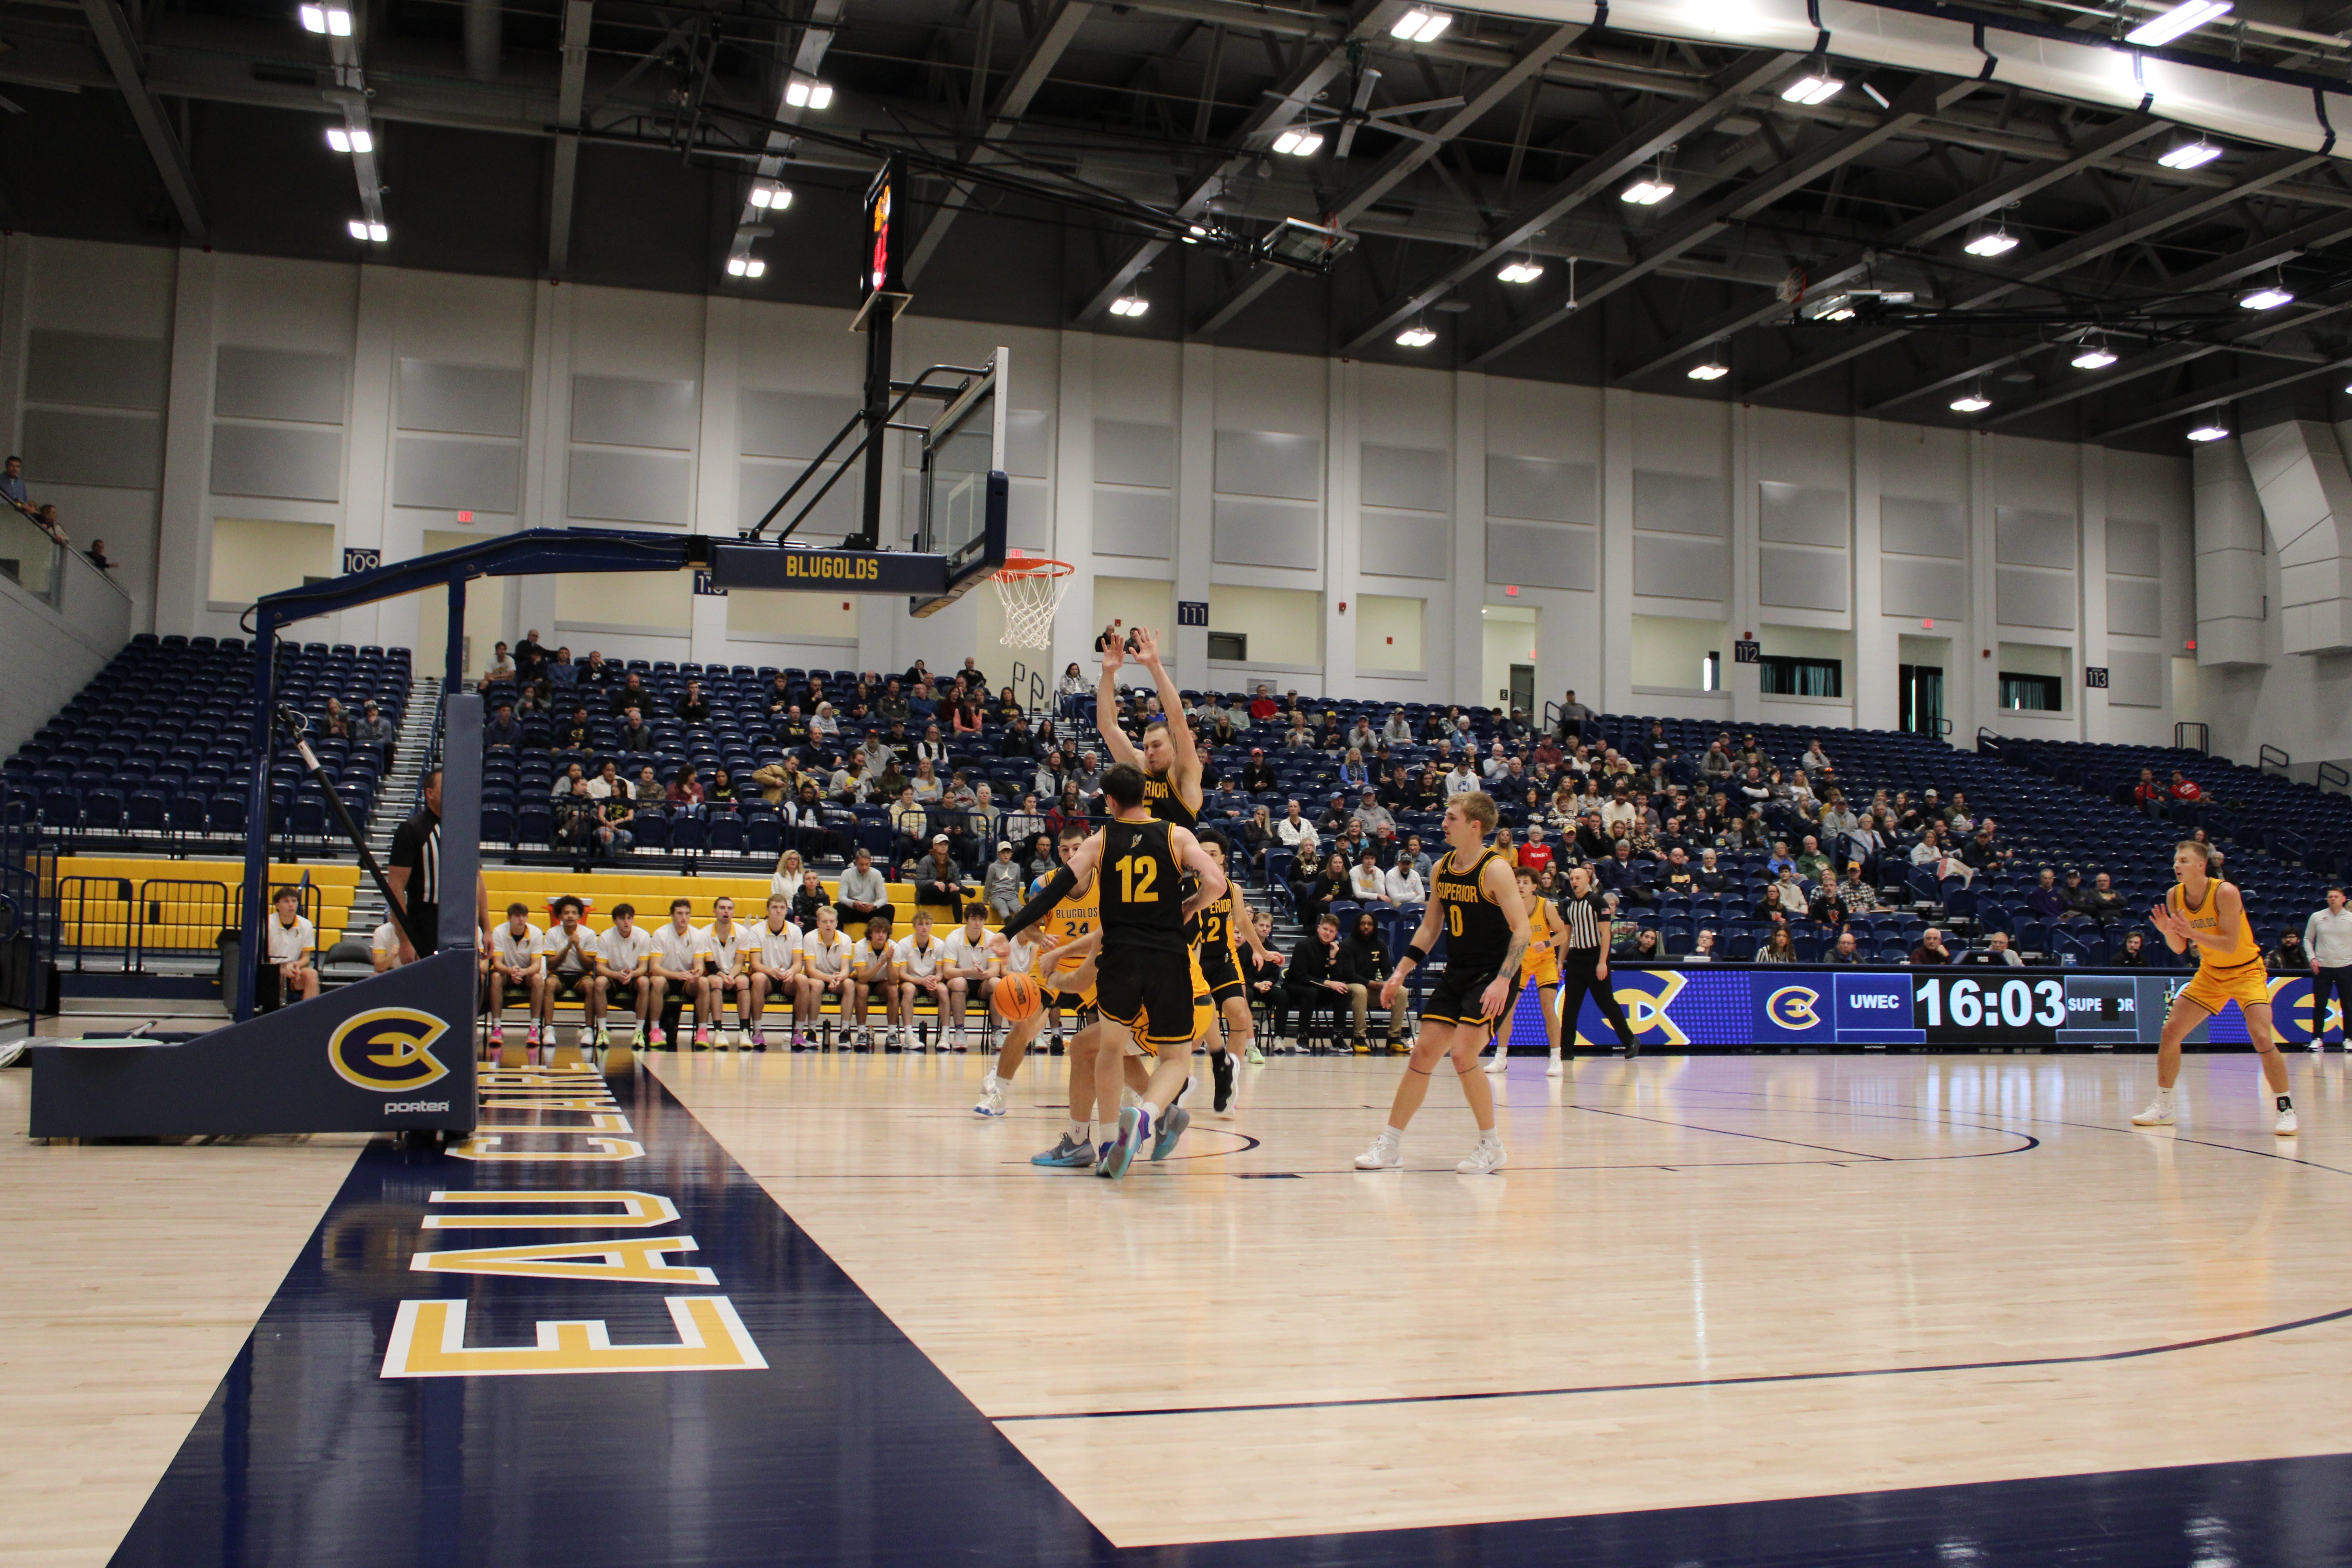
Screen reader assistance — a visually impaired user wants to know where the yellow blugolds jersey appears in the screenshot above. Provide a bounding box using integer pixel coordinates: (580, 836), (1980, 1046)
(1040, 873), (1098, 980)
(2170, 878), (2262, 971)
(1195, 885), (1243, 962)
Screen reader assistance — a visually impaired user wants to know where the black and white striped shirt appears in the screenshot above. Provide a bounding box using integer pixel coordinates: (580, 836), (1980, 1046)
(1559, 890), (1608, 951)
(390, 808), (441, 906)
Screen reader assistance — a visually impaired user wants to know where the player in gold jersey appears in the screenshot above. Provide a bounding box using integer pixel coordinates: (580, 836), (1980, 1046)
(1194, 836), (1281, 1110)
(1486, 864), (1568, 1078)
(2134, 839), (2297, 1135)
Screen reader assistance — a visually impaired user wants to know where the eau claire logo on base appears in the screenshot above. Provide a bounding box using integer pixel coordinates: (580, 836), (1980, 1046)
(329, 1007), (453, 1093)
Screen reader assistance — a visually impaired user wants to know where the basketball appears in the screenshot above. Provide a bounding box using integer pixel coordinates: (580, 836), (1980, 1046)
(994, 969), (1041, 1022)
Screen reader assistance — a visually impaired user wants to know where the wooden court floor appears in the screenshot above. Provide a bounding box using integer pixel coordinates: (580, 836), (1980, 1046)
(5, 1038), (2352, 1563)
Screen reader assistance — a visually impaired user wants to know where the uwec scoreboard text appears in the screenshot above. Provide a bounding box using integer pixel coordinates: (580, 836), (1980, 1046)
(1535, 967), (2347, 1050)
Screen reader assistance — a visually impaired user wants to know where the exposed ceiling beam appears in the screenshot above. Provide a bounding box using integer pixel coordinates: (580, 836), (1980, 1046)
(1194, 18), (1585, 336)
(545, 0), (593, 278)
(1614, 112), (2165, 385)
(2094, 348), (2352, 440)
(78, 0), (209, 244)
(1336, 47), (1795, 356)
(905, 0), (1092, 283)
(1073, 0), (1414, 327)
(1467, 72), (1978, 369)
(1739, 144), (2328, 399)
(728, 0), (849, 270)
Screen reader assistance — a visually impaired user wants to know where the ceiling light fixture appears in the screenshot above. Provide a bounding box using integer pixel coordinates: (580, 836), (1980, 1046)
(1109, 295), (1149, 317)
(2071, 341), (2119, 370)
(2157, 136), (2223, 169)
(325, 126), (372, 154)
(2186, 423), (2230, 441)
(1687, 362), (1728, 381)
(2239, 281), (2295, 310)
(1781, 64), (1846, 106)
(345, 219), (387, 243)
(299, 4), (351, 33)
(784, 78), (833, 110)
(748, 182), (791, 210)
(1396, 322), (1437, 348)
(726, 255), (765, 278)
(1963, 225), (2018, 258)
(1497, 257), (1544, 284)
(1271, 128), (1323, 156)
(1621, 175), (1674, 205)
(1950, 388), (1992, 413)
(2124, 0), (2233, 48)
(1390, 7), (1451, 42)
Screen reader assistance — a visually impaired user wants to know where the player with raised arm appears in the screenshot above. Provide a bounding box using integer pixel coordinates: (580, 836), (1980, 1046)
(1096, 624), (1203, 828)
(2135, 839), (2298, 1134)
(993, 763), (1227, 1179)
(1355, 792), (1531, 1175)
(746, 895), (801, 1050)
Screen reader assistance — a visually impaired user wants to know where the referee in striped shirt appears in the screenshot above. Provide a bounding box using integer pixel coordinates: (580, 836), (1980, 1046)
(388, 768), (444, 965)
(1555, 864), (1641, 1059)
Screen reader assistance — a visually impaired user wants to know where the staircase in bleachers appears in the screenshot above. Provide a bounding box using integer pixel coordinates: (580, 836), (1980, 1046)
(2, 635), (412, 855)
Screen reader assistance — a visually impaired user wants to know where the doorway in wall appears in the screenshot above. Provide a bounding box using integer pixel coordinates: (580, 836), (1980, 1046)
(1899, 664), (1945, 734)
(1508, 664), (1535, 716)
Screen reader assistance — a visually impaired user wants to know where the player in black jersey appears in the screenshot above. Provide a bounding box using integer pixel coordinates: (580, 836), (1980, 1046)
(1094, 624), (1203, 829)
(993, 763), (1226, 1180)
(1354, 791), (1530, 1176)
(1194, 835), (1279, 1110)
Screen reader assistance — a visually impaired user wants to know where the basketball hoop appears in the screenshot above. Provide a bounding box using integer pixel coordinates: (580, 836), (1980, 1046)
(991, 555), (1073, 649)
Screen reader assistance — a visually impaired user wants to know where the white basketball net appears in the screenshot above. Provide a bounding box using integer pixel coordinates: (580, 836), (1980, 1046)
(993, 559), (1073, 648)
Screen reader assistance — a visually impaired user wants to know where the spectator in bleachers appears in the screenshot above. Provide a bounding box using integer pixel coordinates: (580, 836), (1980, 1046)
(633, 764), (666, 805)
(810, 702), (840, 744)
(1000, 791), (1045, 849)
(322, 698), (352, 740)
(996, 714), (1038, 759)
(2113, 930), (2150, 967)
(1961, 931), (2024, 967)
(912, 724), (949, 770)
(836, 846), (890, 933)
(891, 783), (930, 863)
(554, 761), (589, 798)
(1519, 822), (1555, 879)
(514, 631), (547, 682)
(1281, 714), (1312, 750)
(666, 766), (705, 816)
(1960, 820), (2010, 877)
(482, 642), (515, 685)
(1601, 840), (1655, 907)
(1383, 848), (1426, 905)
(1801, 737), (1833, 777)
(1907, 927), (1955, 965)
(877, 680), (910, 723)
(0, 455), (27, 517)
(86, 537), (115, 572)
(2273, 928), (2310, 971)
(1072, 750), (1104, 797)
(1349, 848), (1387, 905)
(913, 836), (969, 920)
(584, 760), (622, 799)
(31, 502), (64, 543)
(616, 706), (652, 753)
(1045, 784), (1087, 840)
(828, 749), (873, 804)
(1031, 749), (1067, 802)
(1810, 867), (1852, 927)
(2168, 769), (2204, 805)
(1820, 790), (1858, 838)
(910, 758), (944, 805)
(1765, 840), (1797, 877)
(980, 841), (1025, 921)
(1352, 789), (1394, 840)
(1556, 689), (1594, 742)
(1699, 741), (1734, 782)
(1827, 929), (1863, 964)
(1293, 851), (1348, 924)
(1240, 749), (1276, 794)
(2026, 868), (2069, 920)
(708, 767), (737, 805)
(546, 647), (575, 688)
(1737, 766), (1771, 813)
(1756, 867), (1806, 923)
(1793, 835), (1830, 882)
(556, 704), (592, 751)
(1381, 709), (1414, 746)
(608, 671), (650, 717)
(1758, 927), (1798, 963)
(1277, 798), (1319, 858)
(1315, 793), (1352, 839)
(579, 650), (612, 690)
(784, 784), (833, 860)
(2133, 767), (2166, 815)
(353, 700), (394, 766)
(485, 702), (521, 749)
(1911, 824), (1971, 886)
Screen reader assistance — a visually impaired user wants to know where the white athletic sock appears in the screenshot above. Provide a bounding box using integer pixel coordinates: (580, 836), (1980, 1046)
(1067, 1118), (1088, 1143)
(1093, 1120), (1116, 1146)
(1478, 1127), (1503, 1146)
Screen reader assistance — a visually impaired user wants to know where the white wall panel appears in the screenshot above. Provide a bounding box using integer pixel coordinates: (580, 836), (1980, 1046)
(570, 374), (697, 450)
(1486, 520), (1595, 591)
(2105, 517), (2162, 578)
(393, 435), (521, 513)
(1360, 445), (1449, 513)
(1486, 455), (1596, 523)
(2107, 649), (2164, 708)
(566, 448), (691, 525)
(1759, 544), (1849, 611)
(1882, 555), (1967, 621)
(1994, 505), (2077, 568)
(1360, 510), (1448, 579)
(22, 408), (163, 488)
(215, 346), (347, 425)
(1212, 496), (1320, 568)
(1757, 481), (1848, 547)
(1094, 420), (1175, 488)
(396, 359), (522, 438)
(1094, 486), (1172, 557)
(738, 459), (855, 535)
(1213, 430), (1321, 500)
(1632, 470), (1730, 536)
(1996, 565), (2078, 629)
(1633, 532), (1729, 601)
(209, 423), (341, 502)
(739, 390), (857, 459)
(26, 331), (167, 410)
(1882, 495), (1966, 558)
(2107, 575), (2162, 637)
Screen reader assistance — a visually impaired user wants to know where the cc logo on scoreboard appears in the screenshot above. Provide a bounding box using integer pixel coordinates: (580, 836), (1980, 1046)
(1766, 986), (1823, 1029)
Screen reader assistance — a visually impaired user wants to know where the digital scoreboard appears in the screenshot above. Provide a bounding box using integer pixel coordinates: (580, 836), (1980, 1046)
(1544, 967), (2343, 1051)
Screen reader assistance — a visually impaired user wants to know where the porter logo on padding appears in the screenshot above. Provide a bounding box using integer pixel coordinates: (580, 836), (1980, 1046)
(330, 1008), (452, 1093)
(1766, 986), (1823, 1029)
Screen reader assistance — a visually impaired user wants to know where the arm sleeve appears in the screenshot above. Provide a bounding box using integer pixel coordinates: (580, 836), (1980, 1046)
(999, 866), (1076, 942)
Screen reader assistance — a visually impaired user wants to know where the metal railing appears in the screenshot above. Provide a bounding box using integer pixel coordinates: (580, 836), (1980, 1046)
(2320, 761), (2349, 796)
(51, 875), (133, 973)
(2259, 743), (2291, 776)
(1975, 727), (2005, 758)
(2173, 722), (2209, 755)
(0, 512), (66, 608)
(132, 878), (236, 969)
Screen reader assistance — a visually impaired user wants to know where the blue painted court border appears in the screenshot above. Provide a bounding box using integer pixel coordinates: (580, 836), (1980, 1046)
(107, 1071), (2352, 1568)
